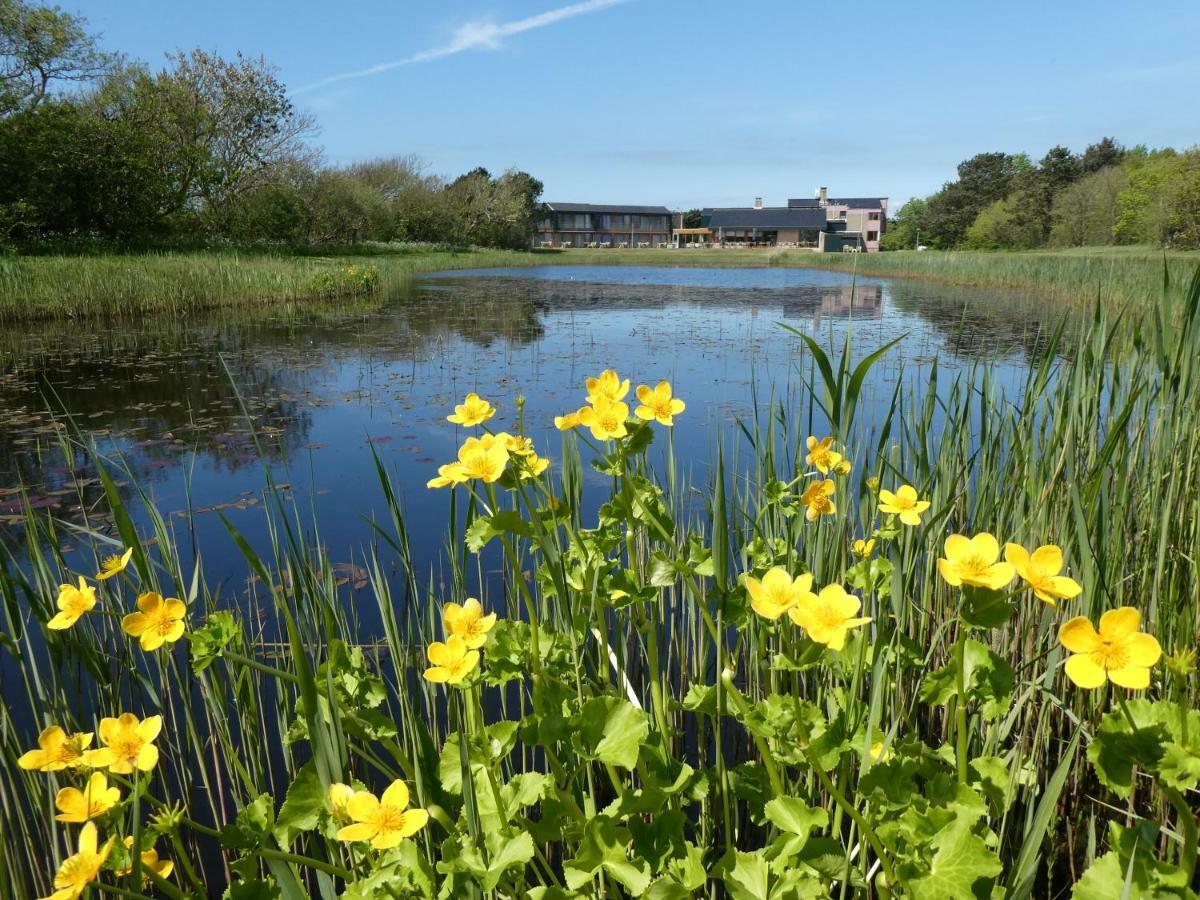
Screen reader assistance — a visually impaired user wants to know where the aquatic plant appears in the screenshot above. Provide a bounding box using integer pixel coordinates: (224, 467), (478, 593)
(2, 270), (1199, 897)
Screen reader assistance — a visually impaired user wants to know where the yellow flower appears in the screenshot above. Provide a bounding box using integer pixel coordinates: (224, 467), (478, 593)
(852, 538), (876, 559)
(833, 458), (852, 477)
(55, 772), (120, 823)
(454, 435), (510, 482)
(745, 568), (816, 621)
(121, 593), (186, 651)
(585, 369), (630, 404)
(936, 533), (1014, 591)
(117, 836), (173, 882)
(18, 726), (93, 772)
(336, 779), (429, 850)
(1004, 543), (1083, 606)
(443, 598), (497, 649)
(423, 635), (480, 684)
(47, 577), (97, 631)
(804, 436), (843, 475)
(865, 476), (880, 492)
(578, 398), (629, 441)
(877, 485), (931, 527)
(82, 713), (161, 774)
(799, 479), (836, 521)
(447, 392), (496, 426)
(44, 822), (114, 900)
(327, 783), (356, 819)
(1059, 608), (1162, 689)
(869, 740), (893, 762)
(788, 583), (871, 651)
(634, 381), (686, 426)
(96, 548), (133, 581)
(554, 409), (584, 431)
(518, 453), (551, 480)
(427, 463), (467, 489)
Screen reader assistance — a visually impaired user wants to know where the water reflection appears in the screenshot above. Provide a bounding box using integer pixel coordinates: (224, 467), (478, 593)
(0, 266), (1075, 573)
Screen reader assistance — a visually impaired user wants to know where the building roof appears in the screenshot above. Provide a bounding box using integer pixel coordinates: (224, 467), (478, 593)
(788, 197), (886, 210)
(546, 202), (671, 215)
(706, 207), (828, 229)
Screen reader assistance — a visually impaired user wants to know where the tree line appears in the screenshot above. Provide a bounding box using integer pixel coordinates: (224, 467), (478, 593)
(0, 0), (544, 249)
(883, 138), (1200, 251)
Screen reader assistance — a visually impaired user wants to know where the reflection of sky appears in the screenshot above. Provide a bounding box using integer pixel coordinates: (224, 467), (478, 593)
(0, 266), (1073, 632)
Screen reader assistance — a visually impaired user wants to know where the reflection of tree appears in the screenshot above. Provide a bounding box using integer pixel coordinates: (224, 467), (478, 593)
(883, 280), (1078, 363)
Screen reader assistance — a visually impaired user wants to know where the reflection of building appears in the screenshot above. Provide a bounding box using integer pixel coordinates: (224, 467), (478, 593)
(816, 284), (883, 320)
(536, 203), (673, 248)
(681, 188), (887, 251)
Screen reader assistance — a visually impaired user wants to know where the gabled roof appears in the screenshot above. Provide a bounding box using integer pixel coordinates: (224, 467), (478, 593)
(788, 197), (886, 210)
(546, 202), (671, 215)
(706, 207), (828, 229)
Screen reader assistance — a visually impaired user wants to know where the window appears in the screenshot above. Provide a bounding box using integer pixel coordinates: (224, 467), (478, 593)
(868, 211), (880, 221)
(838, 210), (847, 220)
(867, 230), (879, 242)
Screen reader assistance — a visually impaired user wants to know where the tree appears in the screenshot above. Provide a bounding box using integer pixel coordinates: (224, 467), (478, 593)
(879, 197), (926, 250)
(1048, 166), (1126, 247)
(1114, 148), (1182, 245)
(1080, 137), (1125, 175)
(920, 152), (1028, 247)
(963, 196), (1042, 249)
(0, 0), (111, 115)
(682, 208), (702, 228)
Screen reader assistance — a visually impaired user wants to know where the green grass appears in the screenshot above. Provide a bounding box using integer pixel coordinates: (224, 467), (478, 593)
(2, 243), (1196, 322)
(1, 266), (1198, 896)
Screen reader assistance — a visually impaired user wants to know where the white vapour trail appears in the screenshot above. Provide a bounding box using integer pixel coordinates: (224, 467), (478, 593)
(296, 0), (631, 94)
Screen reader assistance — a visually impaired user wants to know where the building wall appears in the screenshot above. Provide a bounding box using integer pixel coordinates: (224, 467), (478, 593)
(823, 205), (885, 251)
(536, 212), (671, 247)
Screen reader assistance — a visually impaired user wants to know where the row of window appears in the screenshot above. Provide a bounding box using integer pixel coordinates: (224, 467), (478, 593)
(538, 233), (671, 246)
(541, 214), (670, 230)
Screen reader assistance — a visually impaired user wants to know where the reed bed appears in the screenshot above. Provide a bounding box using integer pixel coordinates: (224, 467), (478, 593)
(0, 270), (1198, 898)
(3, 244), (1197, 322)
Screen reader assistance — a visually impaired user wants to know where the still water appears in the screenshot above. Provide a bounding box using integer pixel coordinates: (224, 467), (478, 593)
(0, 265), (1066, 600)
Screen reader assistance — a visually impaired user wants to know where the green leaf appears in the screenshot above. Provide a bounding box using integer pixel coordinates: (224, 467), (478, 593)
(918, 639), (1014, 720)
(1071, 820), (1193, 899)
(563, 816), (651, 896)
(765, 796), (827, 845)
(718, 848), (769, 900)
(909, 813), (1003, 899)
(572, 696), (649, 770)
(960, 586), (1016, 630)
(465, 510), (533, 553)
(272, 761), (323, 847)
(190, 611), (242, 672)
(482, 831), (536, 891)
(219, 794), (275, 850)
(1088, 707), (1168, 799)
(223, 880), (281, 900)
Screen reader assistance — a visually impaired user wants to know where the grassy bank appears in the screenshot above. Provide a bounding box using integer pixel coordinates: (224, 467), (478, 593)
(2, 244), (1197, 322)
(2, 269), (1198, 896)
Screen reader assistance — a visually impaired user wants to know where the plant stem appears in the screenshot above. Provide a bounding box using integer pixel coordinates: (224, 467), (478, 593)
(955, 623), (969, 784)
(254, 848), (353, 880)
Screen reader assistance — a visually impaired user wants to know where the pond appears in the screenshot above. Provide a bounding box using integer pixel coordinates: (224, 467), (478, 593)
(0, 264), (1069, 608)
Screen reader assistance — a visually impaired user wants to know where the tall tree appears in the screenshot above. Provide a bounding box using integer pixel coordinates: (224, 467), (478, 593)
(0, 0), (110, 115)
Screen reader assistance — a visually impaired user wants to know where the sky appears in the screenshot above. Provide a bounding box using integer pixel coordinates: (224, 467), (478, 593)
(71, 0), (1200, 210)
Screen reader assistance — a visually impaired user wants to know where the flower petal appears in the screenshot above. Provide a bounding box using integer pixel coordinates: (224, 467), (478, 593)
(1099, 607), (1140, 640)
(381, 779), (410, 811)
(1058, 617), (1101, 653)
(1126, 632), (1162, 668)
(1064, 654), (1106, 688)
(1107, 665), (1150, 689)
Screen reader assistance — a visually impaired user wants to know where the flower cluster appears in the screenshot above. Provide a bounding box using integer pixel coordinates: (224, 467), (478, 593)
(556, 369), (685, 437)
(747, 568), (871, 651)
(428, 393), (550, 488)
(423, 597), (496, 685)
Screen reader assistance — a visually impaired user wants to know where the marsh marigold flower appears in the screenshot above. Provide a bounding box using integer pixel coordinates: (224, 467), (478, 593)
(634, 381), (686, 426)
(877, 485), (931, 527)
(55, 772), (120, 823)
(447, 393), (496, 426)
(834, 458), (852, 476)
(121, 592), (186, 651)
(423, 635), (479, 684)
(45, 822), (114, 900)
(585, 369), (630, 404)
(852, 538), (876, 559)
(426, 463), (466, 489)
(800, 479), (836, 521)
(937, 533), (1014, 591)
(746, 568), (816, 621)
(869, 740), (893, 762)
(82, 713), (161, 774)
(578, 398), (630, 441)
(17, 726), (92, 771)
(47, 577), (97, 631)
(443, 598), (497, 649)
(788, 583), (871, 651)
(117, 836), (173, 882)
(337, 779), (429, 850)
(805, 437), (843, 475)
(1004, 543), (1083, 606)
(1058, 607), (1162, 689)
(96, 547), (133, 581)
(328, 783), (356, 819)
(453, 435), (510, 482)
(554, 409), (584, 431)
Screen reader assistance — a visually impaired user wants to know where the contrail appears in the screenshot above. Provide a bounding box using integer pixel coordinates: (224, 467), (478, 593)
(296, 0), (631, 94)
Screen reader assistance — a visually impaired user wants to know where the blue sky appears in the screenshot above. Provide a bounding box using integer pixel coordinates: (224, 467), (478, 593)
(73, 1), (1200, 210)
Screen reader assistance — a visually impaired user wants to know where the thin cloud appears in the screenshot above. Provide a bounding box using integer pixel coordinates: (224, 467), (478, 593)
(296, 0), (631, 94)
